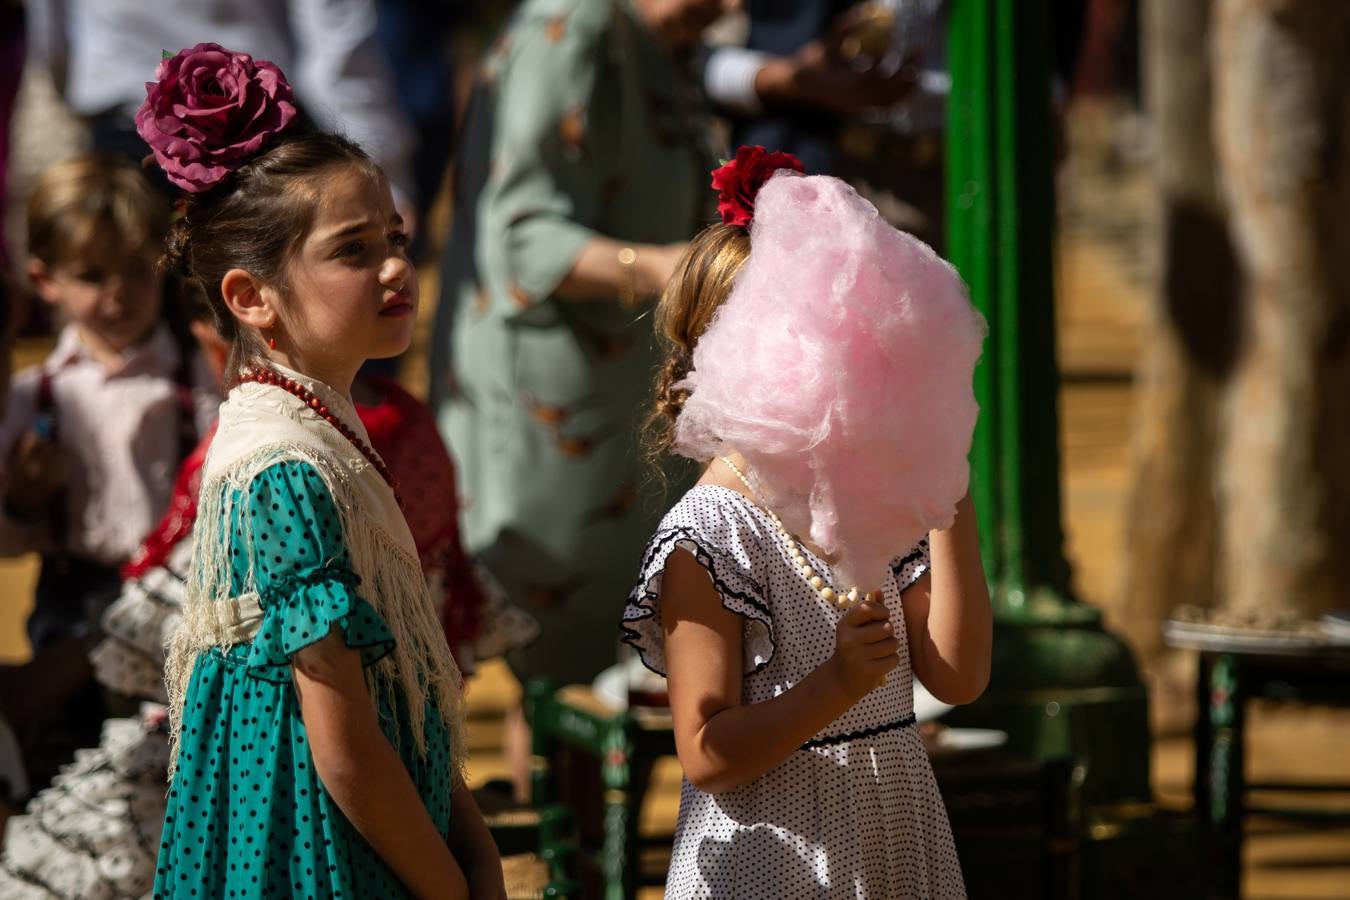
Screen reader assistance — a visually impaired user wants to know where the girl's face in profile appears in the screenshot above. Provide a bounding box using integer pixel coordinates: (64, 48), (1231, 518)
(281, 166), (416, 373)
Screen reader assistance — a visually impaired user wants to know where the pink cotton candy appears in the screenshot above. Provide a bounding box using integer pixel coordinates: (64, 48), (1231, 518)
(674, 173), (986, 591)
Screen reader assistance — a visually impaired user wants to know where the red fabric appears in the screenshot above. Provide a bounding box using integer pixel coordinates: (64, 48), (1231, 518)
(120, 376), (484, 659)
(357, 374), (484, 654)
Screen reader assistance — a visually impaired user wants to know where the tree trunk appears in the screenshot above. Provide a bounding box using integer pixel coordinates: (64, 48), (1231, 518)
(1123, 0), (1237, 666)
(1212, 0), (1350, 618)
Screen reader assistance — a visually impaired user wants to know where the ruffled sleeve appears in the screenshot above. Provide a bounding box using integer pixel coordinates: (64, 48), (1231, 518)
(891, 537), (931, 592)
(233, 461), (396, 683)
(622, 490), (775, 677)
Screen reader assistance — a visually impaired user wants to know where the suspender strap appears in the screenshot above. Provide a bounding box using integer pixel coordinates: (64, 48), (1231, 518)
(35, 367), (57, 437)
(34, 366), (68, 547)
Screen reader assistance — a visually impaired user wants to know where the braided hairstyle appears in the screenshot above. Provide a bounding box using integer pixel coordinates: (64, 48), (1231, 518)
(642, 223), (750, 483)
(160, 131), (380, 386)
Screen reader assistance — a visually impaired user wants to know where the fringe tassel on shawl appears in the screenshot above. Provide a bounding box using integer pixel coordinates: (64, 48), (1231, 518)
(164, 442), (466, 785)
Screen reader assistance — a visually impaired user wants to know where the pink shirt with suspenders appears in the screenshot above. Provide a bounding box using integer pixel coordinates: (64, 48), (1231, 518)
(0, 324), (218, 567)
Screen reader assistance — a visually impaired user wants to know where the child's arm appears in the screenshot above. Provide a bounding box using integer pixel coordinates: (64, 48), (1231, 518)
(293, 631), (469, 900)
(555, 237), (689, 302)
(900, 493), (992, 705)
(662, 547), (898, 794)
(448, 781), (506, 900)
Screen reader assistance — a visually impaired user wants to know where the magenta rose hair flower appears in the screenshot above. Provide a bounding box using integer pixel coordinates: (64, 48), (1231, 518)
(135, 43), (298, 193)
(710, 145), (806, 229)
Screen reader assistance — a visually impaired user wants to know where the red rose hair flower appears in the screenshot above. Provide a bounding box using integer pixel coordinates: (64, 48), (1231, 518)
(135, 43), (298, 193)
(710, 145), (806, 229)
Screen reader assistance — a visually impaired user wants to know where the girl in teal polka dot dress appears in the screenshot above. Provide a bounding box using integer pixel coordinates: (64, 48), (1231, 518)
(139, 45), (504, 899)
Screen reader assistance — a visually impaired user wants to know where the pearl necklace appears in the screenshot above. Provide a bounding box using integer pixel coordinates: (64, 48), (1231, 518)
(237, 369), (400, 499)
(718, 457), (861, 611)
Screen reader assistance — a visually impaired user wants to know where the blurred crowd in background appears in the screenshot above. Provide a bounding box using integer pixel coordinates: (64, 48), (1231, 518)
(0, 1), (1175, 896)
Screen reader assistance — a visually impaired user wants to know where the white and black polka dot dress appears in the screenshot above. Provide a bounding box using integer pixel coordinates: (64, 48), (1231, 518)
(623, 485), (966, 899)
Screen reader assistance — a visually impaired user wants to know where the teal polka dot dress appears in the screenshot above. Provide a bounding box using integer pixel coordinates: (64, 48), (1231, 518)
(153, 462), (454, 899)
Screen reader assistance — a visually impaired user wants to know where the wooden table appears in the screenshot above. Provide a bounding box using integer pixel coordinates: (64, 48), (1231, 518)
(1164, 626), (1350, 898)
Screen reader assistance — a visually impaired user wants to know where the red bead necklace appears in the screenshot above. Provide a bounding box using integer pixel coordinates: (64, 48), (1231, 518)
(237, 369), (399, 495)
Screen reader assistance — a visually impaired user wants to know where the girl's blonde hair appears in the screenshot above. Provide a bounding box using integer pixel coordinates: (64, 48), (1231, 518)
(643, 223), (751, 473)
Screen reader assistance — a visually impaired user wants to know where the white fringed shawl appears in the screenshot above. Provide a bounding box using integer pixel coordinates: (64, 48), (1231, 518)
(164, 364), (465, 781)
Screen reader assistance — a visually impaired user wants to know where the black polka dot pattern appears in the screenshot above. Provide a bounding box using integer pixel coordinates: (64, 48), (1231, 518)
(623, 485), (967, 898)
(152, 462), (453, 899)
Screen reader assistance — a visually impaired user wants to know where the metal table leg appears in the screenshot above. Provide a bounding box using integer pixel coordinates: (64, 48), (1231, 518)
(1206, 653), (1244, 898)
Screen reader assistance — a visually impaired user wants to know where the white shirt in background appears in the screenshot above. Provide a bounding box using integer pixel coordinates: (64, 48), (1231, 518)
(24, 0), (415, 200)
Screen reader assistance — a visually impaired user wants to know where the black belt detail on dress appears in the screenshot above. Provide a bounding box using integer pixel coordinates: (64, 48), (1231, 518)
(800, 713), (918, 750)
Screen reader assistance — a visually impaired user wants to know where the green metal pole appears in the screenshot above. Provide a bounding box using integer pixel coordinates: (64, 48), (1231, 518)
(947, 0), (1078, 618)
(991, 0), (1027, 604)
(945, 0), (1000, 583)
(944, 0), (1149, 810)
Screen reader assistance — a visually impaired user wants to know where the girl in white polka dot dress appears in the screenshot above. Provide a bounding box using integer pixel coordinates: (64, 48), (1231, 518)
(623, 150), (992, 899)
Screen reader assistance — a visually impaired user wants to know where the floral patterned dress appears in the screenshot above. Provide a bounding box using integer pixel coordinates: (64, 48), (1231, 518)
(429, 0), (713, 685)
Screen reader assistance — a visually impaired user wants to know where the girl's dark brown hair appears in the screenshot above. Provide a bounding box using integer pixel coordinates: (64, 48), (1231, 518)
(162, 131), (380, 384)
(642, 223), (751, 482)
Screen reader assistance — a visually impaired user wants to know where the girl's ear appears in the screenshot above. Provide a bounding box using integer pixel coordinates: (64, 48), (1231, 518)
(220, 269), (280, 329)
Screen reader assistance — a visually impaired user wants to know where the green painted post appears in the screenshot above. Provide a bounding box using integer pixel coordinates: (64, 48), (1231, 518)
(945, 0), (1000, 576)
(947, 0), (1078, 619)
(991, 0), (1028, 603)
(526, 679), (556, 805)
(943, 0), (1151, 815)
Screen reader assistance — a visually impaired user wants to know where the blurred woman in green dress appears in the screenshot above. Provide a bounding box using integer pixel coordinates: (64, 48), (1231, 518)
(430, 0), (725, 720)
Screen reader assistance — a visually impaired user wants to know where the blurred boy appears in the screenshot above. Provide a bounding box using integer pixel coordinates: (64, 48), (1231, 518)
(0, 153), (217, 659)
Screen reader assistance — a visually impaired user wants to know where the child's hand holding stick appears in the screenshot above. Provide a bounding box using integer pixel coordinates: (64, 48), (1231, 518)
(827, 590), (898, 697)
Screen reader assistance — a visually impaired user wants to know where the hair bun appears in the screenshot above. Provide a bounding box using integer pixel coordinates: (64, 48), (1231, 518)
(162, 218), (193, 278)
